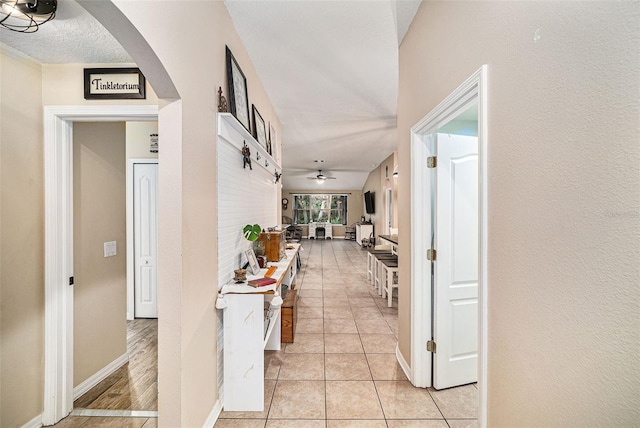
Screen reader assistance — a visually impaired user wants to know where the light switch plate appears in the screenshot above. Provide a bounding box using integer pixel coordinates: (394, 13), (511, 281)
(104, 241), (117, 257)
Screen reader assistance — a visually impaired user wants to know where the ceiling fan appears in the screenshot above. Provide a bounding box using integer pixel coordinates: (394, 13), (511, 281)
(307, 170), (336, 181)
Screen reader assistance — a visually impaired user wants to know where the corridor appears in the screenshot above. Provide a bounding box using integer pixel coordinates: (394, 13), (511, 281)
(216, 239), (477, 427)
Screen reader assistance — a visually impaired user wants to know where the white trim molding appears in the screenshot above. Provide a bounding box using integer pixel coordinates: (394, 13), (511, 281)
(409, 66), (488, 427)
(43, 105), (158, 425)
(20, 414), (43, 428)
(73, 353), (129, 401)
(71, 409), (157, 418)
(395, 344), (411, 382)
(202, 399), (223, 428)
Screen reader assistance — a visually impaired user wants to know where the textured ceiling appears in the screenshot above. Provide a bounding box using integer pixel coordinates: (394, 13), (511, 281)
(0, 0), (131, 63)
(0, 0), (420, 191)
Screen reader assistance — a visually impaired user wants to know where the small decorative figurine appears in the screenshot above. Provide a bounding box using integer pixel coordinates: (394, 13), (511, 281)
(275, 171), (282, 184)
(234, 269), (247, 283)
(242, 142), (252, 170)
(218, 86), (228, 113)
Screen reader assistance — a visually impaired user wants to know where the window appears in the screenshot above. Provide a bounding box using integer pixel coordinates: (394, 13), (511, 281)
(293, 194), (347, 225)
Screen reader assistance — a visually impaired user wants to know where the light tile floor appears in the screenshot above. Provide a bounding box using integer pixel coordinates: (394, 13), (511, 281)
(216, 239), (478, 427)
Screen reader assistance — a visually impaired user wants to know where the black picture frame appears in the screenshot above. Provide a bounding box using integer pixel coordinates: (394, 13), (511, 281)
(225, 46), (251, 133)
(84, 68), (146, 100)
(252, 105), (267, 151)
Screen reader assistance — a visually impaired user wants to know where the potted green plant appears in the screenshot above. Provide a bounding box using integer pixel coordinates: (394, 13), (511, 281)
(243, 224), (265, 259)
(243, 224), (261, 242)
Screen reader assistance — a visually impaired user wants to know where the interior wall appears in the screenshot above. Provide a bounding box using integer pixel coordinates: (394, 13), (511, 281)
(362, 166), (382, 238)
(0, 47), (44, 428)
(109, 2), (283, 425)
(282, 189), (364, 237)
(217, 115), (280, 286)
(378, 152), (397, 235)
(73, 122), (127, 387)
(397, 2), (639, 426)
(362, 151), (397, 242)
(126, 121), (159, 159)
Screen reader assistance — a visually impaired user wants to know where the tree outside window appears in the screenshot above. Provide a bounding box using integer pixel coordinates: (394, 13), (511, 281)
(293, 194), (347, 225)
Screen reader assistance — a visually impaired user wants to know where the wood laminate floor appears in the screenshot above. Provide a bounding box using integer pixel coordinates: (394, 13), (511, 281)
(53, 319), (158, 427)
(74, 318), (158, 411)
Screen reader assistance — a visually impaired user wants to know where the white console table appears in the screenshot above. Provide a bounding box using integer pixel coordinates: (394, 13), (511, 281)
(356, 223), (374, 246)
(308, 222), (332, 239)
(219, 244), (301, 411)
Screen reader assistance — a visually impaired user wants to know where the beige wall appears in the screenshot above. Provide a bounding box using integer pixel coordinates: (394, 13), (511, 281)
(0, 47), (44, 428)
(362, 152), (397, 242)
(73, 122), (128, 387)
(126, 121), (159, 159)
(110, 2), (282, 425)
(282, 190), (364, 237)
(398, 2), (639, 426)
(362, 165), (382, 237)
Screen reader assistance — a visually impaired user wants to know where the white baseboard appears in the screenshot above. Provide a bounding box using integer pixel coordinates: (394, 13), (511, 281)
(396, 344), (412, 383)
(73, 353), (129, 400)
(202, 399), (223, 428)
(21, 413), (42, 428)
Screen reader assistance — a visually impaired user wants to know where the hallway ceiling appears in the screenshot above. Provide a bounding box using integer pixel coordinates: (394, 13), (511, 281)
(0, 0), (420, 191)
(225, 0), (420, 190)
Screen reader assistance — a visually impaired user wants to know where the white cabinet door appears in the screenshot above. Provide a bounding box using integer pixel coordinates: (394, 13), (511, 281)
(134, 163), (158, 318)
(433, 133), (478, 389)
(325, 223), (332, 239)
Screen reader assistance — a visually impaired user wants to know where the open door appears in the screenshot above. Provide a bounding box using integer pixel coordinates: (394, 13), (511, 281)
(133, 162), (158, 318)
(433, 133), (479, 389)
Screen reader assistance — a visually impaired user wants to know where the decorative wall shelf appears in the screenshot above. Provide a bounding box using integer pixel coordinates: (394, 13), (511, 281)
(217, 113), (281, 174)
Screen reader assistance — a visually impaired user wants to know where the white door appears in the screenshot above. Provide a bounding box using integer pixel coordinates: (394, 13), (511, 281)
(134, 163), (158, 318)
(433, 133), (478, 389)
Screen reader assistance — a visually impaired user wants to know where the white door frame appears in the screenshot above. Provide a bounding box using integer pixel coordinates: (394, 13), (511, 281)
(410, 66), (488, 426)
(127, 159), (159, 321)
(43, 105), (158, 425)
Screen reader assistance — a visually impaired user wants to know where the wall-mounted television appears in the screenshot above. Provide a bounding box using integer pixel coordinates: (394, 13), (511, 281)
(364, 191), (375, 214)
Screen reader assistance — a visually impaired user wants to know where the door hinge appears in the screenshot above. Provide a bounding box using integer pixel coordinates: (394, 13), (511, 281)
(427, 340), (437, 353)
(427, 249), (437, 261)
(427, 156), (437, 168)
(69, 276), (74, 286)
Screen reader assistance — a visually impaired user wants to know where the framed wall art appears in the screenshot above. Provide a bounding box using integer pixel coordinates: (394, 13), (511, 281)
(252, 104), (267, 151)
(225, 46), (251, 133)
(269, 123), (277, 161)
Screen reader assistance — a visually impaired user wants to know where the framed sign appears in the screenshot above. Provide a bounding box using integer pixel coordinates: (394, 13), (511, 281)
(84, 68), (146, 100)
(226, 46), (251, 133)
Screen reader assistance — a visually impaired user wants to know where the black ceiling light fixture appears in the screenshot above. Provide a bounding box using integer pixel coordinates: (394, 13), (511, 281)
(0, 0), (57, 33)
